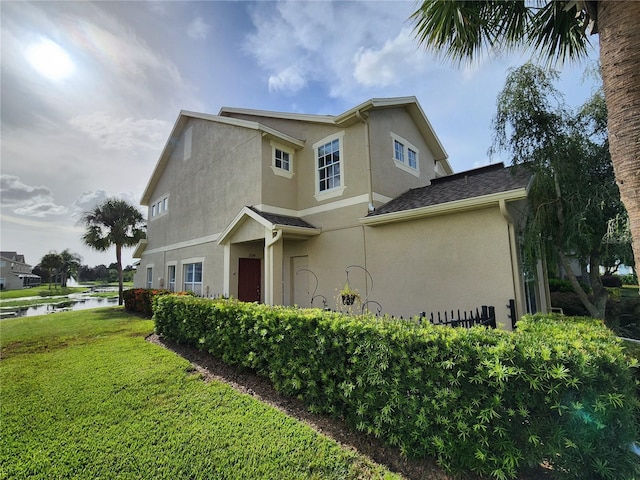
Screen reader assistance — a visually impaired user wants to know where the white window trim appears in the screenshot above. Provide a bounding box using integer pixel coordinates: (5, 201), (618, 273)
(181, 258), (204, 295)
(313, 131), (346, 202)
(150, 194), (170, 220)
(390, 132), (420, 177)
(270, 141), (294, 179)
(146, 265), (154, 289)
(166, 262), (177, 292)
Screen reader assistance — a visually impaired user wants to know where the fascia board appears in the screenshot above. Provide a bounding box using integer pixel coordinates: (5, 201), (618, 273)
(359, 188), (528, 226)
(183, 111), (305, 148)
(219, 106), (336, 125)
(140, 113), (188, 205)
(217, 206), (273, 245)
(133, 239), (148, 258)
(276, 225), (322, 238)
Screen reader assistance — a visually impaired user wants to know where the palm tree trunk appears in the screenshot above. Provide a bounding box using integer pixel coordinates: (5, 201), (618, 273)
(116, 244), (124, 306)
(598, 0), (640, 286)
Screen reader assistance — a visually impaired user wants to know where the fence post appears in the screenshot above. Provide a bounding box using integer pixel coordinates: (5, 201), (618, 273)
(507, 299), (517, 329)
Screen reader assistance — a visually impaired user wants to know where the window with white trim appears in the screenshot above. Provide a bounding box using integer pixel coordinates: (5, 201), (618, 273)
(146, 267), (153, 289)
(313, 132), (345, 200)
(167, 265), (176, 293)
(183, 262), (202, 295)
(150, 195), (169, 219)
(391, 132), (420, 176)
(270, 141), (294, 179)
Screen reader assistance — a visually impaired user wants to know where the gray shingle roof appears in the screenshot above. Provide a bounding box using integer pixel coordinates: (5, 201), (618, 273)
(247, 206), (317, 229)
(369, 163), (531, 216)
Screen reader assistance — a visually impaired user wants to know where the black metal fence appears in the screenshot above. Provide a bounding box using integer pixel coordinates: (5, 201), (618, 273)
(420, 305), (496, 329)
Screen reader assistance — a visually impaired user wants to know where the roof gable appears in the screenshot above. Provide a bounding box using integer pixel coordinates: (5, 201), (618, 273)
(217, 206), (320, 245)
(220, 97), (451, 170)
(140, 111), (304, 205)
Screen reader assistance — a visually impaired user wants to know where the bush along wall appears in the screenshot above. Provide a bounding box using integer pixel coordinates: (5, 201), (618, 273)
(153, 296), (639, 480)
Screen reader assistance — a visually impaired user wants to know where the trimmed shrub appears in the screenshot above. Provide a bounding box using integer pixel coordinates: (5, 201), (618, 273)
(123, 288), (171, 317)
(154, 296), (639, 480)
(620, 273), (638, 286)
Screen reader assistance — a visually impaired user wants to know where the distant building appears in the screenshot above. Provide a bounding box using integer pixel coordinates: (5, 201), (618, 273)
(0, 252), (41, 290)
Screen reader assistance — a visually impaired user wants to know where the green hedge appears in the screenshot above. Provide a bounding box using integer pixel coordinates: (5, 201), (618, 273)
(153, 296), (639, 480)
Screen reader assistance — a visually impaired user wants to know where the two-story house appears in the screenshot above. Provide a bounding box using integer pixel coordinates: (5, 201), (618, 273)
(134, 97), (548, 328)
(0, 252), (41, 290)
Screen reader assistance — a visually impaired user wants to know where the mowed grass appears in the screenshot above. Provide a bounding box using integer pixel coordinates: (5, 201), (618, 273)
(0, 308), (399, 480)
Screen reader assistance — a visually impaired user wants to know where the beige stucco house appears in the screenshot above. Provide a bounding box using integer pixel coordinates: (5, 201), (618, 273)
(134, 97), (548, 328)
(0, 252), (41, 290)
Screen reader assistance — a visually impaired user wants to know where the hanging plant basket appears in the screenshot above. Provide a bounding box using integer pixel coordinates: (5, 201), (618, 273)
(341, 293), (357, 305)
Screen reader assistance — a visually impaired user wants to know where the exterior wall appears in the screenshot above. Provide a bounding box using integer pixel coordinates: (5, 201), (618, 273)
(145, 118), (262, 251)
(363, 207), (518, 328)
(368, 108), (437, 201)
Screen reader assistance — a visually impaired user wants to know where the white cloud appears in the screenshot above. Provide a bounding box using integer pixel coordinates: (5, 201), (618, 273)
(269, 66), (307, 93)
(0, 175), (68, 217)
(187, 16), (210, 40)
(353, 28), (427, 88)
(244, 2), (434, 100)
(71, 190), (144, 216)
(68, 112), (169, 151)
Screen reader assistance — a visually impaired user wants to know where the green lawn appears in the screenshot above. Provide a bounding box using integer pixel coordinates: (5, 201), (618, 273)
(0, 307), (399, 480)
(0, 286), (86, 300)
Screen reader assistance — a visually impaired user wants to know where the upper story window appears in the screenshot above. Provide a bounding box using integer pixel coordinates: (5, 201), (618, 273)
(270, 141), (294, 179)
(314, 131), (346, 201)
(150, 195), (169, 219)
(391, 132), (420, 177)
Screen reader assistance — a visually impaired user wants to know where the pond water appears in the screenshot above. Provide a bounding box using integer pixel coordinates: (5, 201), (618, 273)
(1, 294), (120, 319)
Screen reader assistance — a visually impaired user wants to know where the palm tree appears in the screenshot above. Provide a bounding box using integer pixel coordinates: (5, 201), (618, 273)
(411, 0), (640, 280)
(81, 198), (146, 305)
(58, 249), (82, 288)
(39, 252), (62, 290)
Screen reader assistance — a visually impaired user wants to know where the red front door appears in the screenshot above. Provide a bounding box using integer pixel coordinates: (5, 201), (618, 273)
(238, 258), (261, 302)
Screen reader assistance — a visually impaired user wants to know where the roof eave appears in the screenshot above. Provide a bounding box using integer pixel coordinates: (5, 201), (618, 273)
(359, 188), (528, 226)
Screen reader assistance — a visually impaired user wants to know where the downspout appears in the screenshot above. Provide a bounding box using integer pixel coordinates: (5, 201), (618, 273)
(500, 199), (525, 328)
(355, 110), (374, 211)
(356, 110), (373, 298)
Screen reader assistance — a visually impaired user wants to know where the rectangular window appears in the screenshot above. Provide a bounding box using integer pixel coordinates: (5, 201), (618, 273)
(275, 148), (290, 171)
(318, 138), (341, 192)
(167, 265), (176, 293)
(394, 140), (404, 163)
(184, 262), (202, 296)
(162, 197), (168, 212)
(146, 267), (153, 289)
(151, 204), (156, 217)
(408, 148), (417, 169)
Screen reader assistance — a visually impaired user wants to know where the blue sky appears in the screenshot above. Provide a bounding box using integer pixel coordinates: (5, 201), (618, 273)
(1, 1), (600, 268)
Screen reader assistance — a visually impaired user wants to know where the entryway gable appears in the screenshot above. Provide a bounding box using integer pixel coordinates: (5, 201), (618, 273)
(217, 206), (273, 246)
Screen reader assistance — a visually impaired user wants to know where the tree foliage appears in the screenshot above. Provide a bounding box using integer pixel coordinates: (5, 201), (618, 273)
(410, 0), (640, 295)
(81, 198), (145, 305)
(490, 64), (629, 319)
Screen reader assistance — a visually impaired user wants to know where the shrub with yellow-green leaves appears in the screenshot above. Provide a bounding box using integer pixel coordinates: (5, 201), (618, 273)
(153, 296), (639, 480)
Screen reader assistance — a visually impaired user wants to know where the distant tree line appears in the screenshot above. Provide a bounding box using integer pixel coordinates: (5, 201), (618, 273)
(33, 249), (136, 286)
